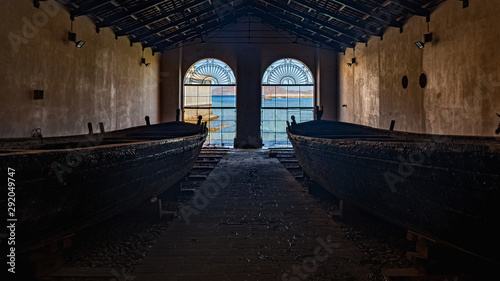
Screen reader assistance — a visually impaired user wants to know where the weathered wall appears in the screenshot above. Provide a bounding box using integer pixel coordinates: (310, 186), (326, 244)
(338, 0), (500, 136)
(160, 19), (339, 147)
(0, 0), (161, 137)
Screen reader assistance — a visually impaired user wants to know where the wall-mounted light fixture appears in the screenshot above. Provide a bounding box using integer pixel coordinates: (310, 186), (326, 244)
(415, 33), (433, 49)
(141, 58), (151, 67)
(141, 48), (151, 67)
(347, 49), (356, 67)
(68, 20), (85, 48)
(346, 57), (356, 67)
(416, 22), (432, 49)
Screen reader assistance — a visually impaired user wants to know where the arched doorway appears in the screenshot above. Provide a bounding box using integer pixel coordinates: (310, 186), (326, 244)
(184, 58), (236, 147)
(261, 58), (314, 147)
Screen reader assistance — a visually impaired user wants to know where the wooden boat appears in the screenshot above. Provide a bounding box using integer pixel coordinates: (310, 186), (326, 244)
(0, 121), (207, 253)
(287, 119), (500, 263)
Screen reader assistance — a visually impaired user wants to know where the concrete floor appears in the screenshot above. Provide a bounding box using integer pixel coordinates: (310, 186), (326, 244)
(132, 150), (373, 281)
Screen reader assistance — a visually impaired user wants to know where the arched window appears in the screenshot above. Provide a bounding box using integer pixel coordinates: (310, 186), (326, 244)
(184, 59), (236, 147)
(261, 59), (314, 147)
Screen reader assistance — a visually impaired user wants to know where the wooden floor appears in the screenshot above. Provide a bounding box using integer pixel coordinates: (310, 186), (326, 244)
(132, 149), (372, 281)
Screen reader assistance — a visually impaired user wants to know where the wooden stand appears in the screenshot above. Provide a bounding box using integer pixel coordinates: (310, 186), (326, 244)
(138, 196), (176, 220)
(20, 235), (73, 279)
(382, 230), (479, 281)
(331, 200), (364, 221)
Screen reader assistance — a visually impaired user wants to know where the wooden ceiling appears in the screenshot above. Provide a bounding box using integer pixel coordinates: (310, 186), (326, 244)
(47, 0), (447, 52)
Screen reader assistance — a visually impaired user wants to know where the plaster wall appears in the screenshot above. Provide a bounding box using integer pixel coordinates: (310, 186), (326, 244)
(338, 0), (500, 136)
(0, 0), (161, 138)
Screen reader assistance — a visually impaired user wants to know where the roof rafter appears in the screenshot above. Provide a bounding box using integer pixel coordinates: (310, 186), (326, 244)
(382, 0), (429, 17)
(115, 0), (211, 36)
(70, 0), (111, 17)
(58, 0), (446, 52)
(326, 0), (404, 27)
(290, 0), (380, 37)
(146, 5), (249, 48)
(128, 0), (246, 41)
(262, 0), (365, 43)
(251, 5), (346, 50)
(258, 16), (343, 51)
(154, 7), (251, 50)
(97, 0), (172, 28)
(251, 2), (352, 48)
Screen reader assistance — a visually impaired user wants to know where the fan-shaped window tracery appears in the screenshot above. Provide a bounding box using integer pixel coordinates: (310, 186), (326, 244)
(262, 59), (314, 85)
(185, 59), (236, 85)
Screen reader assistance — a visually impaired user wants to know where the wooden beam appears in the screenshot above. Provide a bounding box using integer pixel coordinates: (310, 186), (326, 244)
(263, 0), (364, 43)
(97, 0), (172, 28)
(70, 0), (112, 17)
(291, 0), (380, 37)
(384, 0), (429, 17)
(115, 0), (210, 36)
(327, 0), (404, 27)
(150, 7), (249, 50)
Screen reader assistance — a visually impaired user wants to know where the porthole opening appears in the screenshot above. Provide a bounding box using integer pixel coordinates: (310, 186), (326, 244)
(419, 73), (427, 88)
(402, 75), (408, 89)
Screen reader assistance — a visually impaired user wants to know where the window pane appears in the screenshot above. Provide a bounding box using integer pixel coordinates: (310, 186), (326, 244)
(262, 109), (275, 121)
(260, 59), (314, 148)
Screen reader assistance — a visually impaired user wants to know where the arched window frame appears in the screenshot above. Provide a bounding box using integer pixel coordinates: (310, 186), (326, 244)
(183, 58), (236, 147)
(261, 58), (315, 147)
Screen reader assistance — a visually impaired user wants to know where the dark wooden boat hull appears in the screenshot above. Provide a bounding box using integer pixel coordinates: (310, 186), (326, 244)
(287, 120), (500, 263)
(0, 122), (207, 252)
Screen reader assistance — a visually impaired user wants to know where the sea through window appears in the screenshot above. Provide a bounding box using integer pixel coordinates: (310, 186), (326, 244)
(261, 58), (314, 147)
(184, 59), (236, 147)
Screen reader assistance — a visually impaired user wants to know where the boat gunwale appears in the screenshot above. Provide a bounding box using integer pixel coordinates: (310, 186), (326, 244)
(0, 122), (207, 156)
(0, 133), (206, 156)
(287, 120), (500, 150)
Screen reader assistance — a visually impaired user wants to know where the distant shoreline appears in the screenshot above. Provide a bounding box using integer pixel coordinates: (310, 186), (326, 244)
(211, 94), (314, 98)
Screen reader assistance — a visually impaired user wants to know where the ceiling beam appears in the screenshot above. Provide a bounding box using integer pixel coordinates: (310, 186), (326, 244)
(153, 9), (250, 50)
(251, 5), (347, 49)
(262, 0), (364, 43)
(146, 6), (248, 48)
(382, 0), (429, 17)
(327, 0), (404, 27)
(290, 0), (379, 37)
(131, 9), (216, 42)
(97, 0), (172, 28)
(258, 16), (343, 51)
(71, 0), (112, 18)
(115, 0), (212, 37)
(251, 3), (353, 47)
